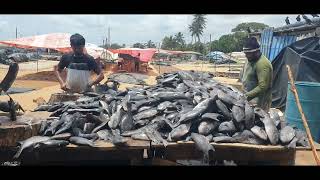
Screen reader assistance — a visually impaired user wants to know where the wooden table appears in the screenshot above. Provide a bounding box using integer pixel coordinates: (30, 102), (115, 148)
(150, 141), (298, 165)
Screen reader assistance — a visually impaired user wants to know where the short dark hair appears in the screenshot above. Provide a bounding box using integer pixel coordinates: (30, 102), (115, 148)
(70, 33), (85, 46)
(243, 37), (260, 50)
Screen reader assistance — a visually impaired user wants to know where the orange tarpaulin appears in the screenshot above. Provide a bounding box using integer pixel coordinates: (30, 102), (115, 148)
(0, 33), (108, 59)
(108, 48), (157, 63)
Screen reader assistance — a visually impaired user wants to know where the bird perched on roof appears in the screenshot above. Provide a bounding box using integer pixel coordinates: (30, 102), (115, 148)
(311, 14), (319, 18)
(296, 15), (301, 22)
(285, 17), (290, 25)
(302, 14), (312, 25)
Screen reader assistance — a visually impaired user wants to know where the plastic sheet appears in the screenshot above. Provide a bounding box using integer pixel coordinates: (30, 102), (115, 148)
(271, 37), (320, 110)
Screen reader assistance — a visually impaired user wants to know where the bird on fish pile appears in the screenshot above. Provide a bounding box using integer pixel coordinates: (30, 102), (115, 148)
(296, 15), (301, 22)
(310, 14), (319, 18)
(285, 17), (290, 25)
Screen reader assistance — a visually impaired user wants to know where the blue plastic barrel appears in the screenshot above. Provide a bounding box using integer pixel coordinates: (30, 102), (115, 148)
(285, 81), (320, 142)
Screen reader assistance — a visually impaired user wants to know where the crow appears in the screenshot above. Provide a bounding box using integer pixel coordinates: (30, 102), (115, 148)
(296, 15), (301, 22)
(285, 17), (290, 25)
(302, 14), (312, 25)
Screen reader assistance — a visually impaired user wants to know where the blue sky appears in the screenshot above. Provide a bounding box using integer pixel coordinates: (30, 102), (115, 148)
(0, 15), (300, 47)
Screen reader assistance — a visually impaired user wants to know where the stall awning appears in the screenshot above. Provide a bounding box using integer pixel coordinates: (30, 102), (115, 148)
(108, 48), (157, 62)
(0, 33), (111, 59)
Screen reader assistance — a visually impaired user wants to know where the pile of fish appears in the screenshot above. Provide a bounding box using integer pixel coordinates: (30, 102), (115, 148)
(15, 70), (309, 162)
(108, 73), (147, 85)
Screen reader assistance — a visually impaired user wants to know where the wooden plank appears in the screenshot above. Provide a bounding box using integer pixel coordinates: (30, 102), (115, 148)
(152, 141), (296, 164)
(0, 111), (50, 147)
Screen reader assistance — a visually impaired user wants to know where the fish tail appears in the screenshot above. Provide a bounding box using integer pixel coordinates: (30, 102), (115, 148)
(13, 149), (22, 159)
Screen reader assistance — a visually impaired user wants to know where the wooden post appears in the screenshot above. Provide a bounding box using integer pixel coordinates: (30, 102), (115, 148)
(286, 65), (320, 166)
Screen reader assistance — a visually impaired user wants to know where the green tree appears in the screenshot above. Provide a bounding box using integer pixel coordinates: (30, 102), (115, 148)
(122, 44), (126, 48)
(145, 40), (156, 48)
(132, 43), (145, 49)
(161, 36), (176, 50)
(231, 22), (269, 33)
(189, 14), (207, 43)
(110, 43), (123, 49)
(174, 32), (186, 50)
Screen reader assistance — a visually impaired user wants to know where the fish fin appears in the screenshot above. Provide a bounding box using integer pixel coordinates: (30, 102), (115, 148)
(13, 148), (22, 159)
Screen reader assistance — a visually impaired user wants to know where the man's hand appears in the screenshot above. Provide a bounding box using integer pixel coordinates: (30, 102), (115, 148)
(60, 83), (69, 91)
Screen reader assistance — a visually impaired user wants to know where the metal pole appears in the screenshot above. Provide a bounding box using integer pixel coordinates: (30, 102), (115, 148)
(15, 27), (17, 39)
(37, 60), (39, 72)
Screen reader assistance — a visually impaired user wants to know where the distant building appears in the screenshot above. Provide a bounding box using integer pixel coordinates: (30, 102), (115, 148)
(249, 17), (320, 61)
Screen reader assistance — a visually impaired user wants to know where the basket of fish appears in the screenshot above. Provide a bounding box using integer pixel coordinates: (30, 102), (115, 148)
(15, 70), (309, 160)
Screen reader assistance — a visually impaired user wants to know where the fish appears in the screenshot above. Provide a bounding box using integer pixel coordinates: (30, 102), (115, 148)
(262, 116), (279, 145)
(157, 101), (173, 111)
(198, 120), (218, 136)
(152, 92), (189, 101)
(280, 126), (296, 144)
(108, 105), (124, 129)
(44, 113), (69, 136)
(39, 120), (50, 135)
(168, 123), (191, 142)
(14, 136), (51, 159)
(217, 90), (237, 105)
(67, 108), (101, 115)
(232, 104), (245, 123)
(97, 129), (114, 141)
(176, 98), (215, 126)
(133, 108), (158, 121)
(54, 114), (75, 135)
(269, 109), (281, 128)
(69, 136), (95, 147)
(91, 121), (109, 133)
(47, 104), (63, 112)
(34, 104), (52, 111)
(250, 126), (268, 141)
(72, 128), (98, 140)
(201, 113), (223, 122)
(34, 140), (69, 149)
(99, 100), (111, 116)
(191, 133), (215, 164)
(177, 83), (188, 92)
(244, 102), (255, 129)
(233, 130), (265, 145)
(138, 106), (153, 113)
(216, 100), (232, 120)
(286, 137), (298, 149)
(83, 123), (96, 134)
(295, 129), (309, 147)
(111, 129), (128, 146)
(218, 121), (236, 134)
(131, 133), (150, 141)
(120, 100), (134, 132)
(50, 133), (72, 140)
(212, 136), (237, 143)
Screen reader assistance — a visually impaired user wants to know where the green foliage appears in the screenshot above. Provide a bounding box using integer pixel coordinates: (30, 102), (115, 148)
(231, 22), (269, 32)
(189, 14), (207, 43)
(132, 42), (146, 49)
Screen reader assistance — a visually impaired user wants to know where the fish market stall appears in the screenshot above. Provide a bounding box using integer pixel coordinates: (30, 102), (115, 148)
(0, 70), (313, 165)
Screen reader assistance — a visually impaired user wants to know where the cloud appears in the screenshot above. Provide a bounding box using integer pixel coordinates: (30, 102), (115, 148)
(0, 14), (300, 46)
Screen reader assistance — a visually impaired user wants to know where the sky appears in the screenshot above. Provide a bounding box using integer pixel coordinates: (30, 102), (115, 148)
(0, 14), (300, 47)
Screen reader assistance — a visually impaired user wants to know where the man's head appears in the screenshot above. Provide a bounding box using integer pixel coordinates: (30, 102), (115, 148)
(70, 33), (85, 56)
(243, 37), (261, 62)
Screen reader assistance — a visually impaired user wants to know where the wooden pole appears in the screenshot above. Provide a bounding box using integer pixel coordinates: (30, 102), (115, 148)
(286, 65), (320, 165)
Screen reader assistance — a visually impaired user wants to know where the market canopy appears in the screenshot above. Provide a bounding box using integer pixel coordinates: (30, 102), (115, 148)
(108, 48), (157, 62)
(0, 33), (113, 59)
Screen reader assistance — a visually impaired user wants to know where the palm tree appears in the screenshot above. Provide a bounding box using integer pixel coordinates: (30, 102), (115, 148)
(189, 14), (207, 43)
(174, 32), (185, 50)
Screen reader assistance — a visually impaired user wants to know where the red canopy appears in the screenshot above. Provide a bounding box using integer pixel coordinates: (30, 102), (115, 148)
(108, 48), (157, 62)
(0, 33), (107, 59)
